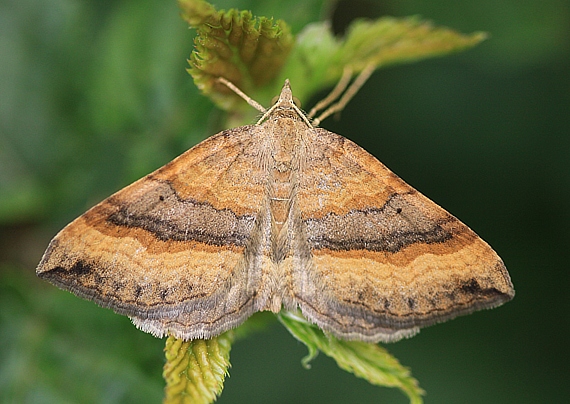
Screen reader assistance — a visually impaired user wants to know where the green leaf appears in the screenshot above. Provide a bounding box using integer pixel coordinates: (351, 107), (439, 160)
(163, 333), (234, 404)
(167, 4), (489, 404)
(280, 16), (488, 104)
(279, 311), (425, 404)
(178, 0), (293, 111)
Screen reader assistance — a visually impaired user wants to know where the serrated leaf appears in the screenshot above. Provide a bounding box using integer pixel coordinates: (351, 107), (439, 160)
(280, 16), (488, 104)
(178, 0), (293, 111)
(279, 311), (424, 404)
(163, 333), (233, 404)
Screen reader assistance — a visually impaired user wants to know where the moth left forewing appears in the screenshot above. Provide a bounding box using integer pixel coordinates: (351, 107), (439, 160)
(293, 128), (514, 342)
(37, 127), (271, 340)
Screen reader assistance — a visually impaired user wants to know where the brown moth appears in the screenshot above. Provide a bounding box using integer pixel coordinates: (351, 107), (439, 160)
(37, 79), (514, 342)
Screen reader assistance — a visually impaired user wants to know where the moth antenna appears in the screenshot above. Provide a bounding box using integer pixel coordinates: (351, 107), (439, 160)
(217, 77), (266, 113)
(313, 63), (375, 127)
(307, 66), (353, 119)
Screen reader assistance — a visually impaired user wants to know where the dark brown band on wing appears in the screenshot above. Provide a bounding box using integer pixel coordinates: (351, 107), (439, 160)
(304, 192), (455, 253)
(101, 179), (255, 247)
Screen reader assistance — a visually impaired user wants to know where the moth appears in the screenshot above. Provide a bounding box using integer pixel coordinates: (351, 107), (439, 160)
(37, 76), (514, 342)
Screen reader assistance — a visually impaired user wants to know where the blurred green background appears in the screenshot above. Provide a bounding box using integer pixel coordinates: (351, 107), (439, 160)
(1, 0), (568, 402)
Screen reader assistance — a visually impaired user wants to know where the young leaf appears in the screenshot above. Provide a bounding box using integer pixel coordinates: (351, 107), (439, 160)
(178, 0), (293, 110)
(163, 333), (233, 404)
(279, 311), (425, 404)
(280, 16), (487, 103)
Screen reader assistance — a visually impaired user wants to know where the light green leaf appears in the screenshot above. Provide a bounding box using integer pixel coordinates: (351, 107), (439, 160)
(280, 16), (488, 103)
(279, 311), (425, 404)
(163, 333), (233, 404)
